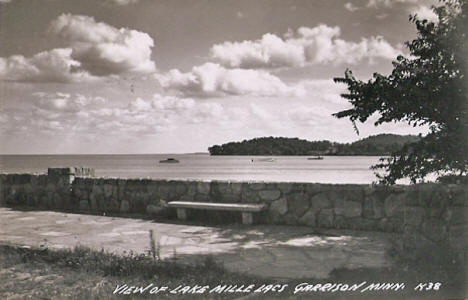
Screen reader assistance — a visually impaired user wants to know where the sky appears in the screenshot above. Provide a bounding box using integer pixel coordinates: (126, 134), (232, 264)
(0, 0), (439, 154)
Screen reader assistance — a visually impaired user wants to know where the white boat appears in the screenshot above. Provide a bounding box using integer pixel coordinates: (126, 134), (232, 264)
(307, 156), (324, 160)
(257, 158), (276, 162)
(159, 158), (180, 163)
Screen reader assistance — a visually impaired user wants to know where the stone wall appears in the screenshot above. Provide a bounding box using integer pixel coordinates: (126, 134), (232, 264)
(0, 168), (467, 260)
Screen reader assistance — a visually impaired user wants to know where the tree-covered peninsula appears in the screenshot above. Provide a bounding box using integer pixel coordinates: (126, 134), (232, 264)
(208, 134), (420, 156)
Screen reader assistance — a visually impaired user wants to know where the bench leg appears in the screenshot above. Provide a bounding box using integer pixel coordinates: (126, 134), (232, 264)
(242, 212), (253, 225)
(176, 208), (187, 220)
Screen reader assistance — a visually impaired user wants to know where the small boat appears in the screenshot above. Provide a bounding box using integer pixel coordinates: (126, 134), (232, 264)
(159, 158), (180, 163)
(258, 158), (276, 162)
(307, 156), (324, 160)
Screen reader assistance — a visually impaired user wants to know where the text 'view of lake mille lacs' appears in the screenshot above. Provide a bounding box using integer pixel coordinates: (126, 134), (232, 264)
(0, 154), (412, 184)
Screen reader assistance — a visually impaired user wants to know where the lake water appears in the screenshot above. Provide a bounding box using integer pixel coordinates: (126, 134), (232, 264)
(0, 154), (405, 184)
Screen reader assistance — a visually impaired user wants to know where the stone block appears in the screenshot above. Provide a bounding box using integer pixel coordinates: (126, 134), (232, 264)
(216, 182), (231, 195)
(324, 190), (340, 204)
(52, 193), (63, 208)
(220, 193), (241, 203)
(120, 200), (130, 213)
(334, 199), (362, 218)
(339, 186), (364, 202)
(384, 193), (406, 218)
(310, 193), (331, 210)
(196, 182), (211, 194)
(179, 194), (195, 202)
(39, 195), (49, 208)
(283, 213), (299, 225)
(47, 193), (55, 207)
(27, 195), (38, 206)
(269, 197), (288, 216)
(304, 183), (322, 196)
(404, 188), (420, 206)
(248, 182), (265, 191)
(79, 200), (89, 211)
(443, 207), (468, 225)
(230, 182), (243, 195)
(421, 218), (447, 242)
(146, 204), (164, 215)
(147, 183), (160, 195)
(258, 190), (281, 201)
(194, 193), (210, 202)
(299, 209), (317, 226)
(241, 189), (259, 203)
(448, 224), (468, 238)
(277, 182), (293, 194)
(48, 167), (74, 177)
(159, 184), (176, 200)
(288, 192), (310, 217)
(317, 208), (334, 228)
(103, 184), (113, 198)
(402, 230), (437, 252)
(61, 194), (73, 209)
(362, 194), (385, 219)
(450, 187), (468, 206)
(348, 217), (378, 231)
(24, 183), (34, 195)
(333, 215), (347, 229)
(45, 183), (56, 193)
(378, 218), (402, 232)
(417, 184), (438, 206)
(90, 195), (98, 211)
(403, 206), (426, 226)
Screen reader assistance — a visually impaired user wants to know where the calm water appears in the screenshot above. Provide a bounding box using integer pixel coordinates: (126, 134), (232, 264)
(0, 154), (397, 184)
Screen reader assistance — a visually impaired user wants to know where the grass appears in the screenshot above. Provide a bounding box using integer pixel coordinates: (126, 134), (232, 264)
(0, 243), (261, 299)
(1, 242), (466, 300)
(0, 227), (466, 299)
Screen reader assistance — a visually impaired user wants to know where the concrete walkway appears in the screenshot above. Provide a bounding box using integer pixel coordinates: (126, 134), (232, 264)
(0, 207), (397, 280)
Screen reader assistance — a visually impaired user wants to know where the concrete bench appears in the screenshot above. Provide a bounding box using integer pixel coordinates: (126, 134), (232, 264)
(167, 201), (267, 225)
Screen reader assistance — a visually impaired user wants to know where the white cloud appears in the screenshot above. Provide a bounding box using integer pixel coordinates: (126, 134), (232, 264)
(156, 62), (305, 98)
(410, 5), (438, 22)
(211, 33), (305, 69)
(366, 0), (420, 8)
(107, 0), (139, 5)
(128, 94), (195, 112)
(33, 92), (106, 113)
(190, 102), (226, 124)
(366, 0), (392, 8)
(3, 92), (229, 138)
(210, 25), (402, 69)
(0, 48), (97, 83)
(344, 2), (359, 12)
(48, 14), (155, 76)
(0, 14), (156, 83)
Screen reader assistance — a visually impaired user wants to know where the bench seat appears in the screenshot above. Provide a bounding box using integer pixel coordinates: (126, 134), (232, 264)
(167, 201), (266, 224)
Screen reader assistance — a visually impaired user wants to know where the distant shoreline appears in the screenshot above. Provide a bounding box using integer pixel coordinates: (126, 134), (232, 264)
(208, 134), (420, 156)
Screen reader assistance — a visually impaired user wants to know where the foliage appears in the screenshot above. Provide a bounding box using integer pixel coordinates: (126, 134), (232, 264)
(0, 244), (258, 299)
(333, 0), (468, 184)
(208, 135), (419, 156)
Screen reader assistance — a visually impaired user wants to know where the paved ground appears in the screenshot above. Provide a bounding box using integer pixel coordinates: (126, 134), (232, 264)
(0, 207), (397, 280)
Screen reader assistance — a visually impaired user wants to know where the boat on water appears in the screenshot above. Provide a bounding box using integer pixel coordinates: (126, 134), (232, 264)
(307, 156), (324, 160)
(159, 158), (180, 163)
(256, 158), (276, 162)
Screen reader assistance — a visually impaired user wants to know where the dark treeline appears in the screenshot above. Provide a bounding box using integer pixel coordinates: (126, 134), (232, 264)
(208, 134), (420, 156)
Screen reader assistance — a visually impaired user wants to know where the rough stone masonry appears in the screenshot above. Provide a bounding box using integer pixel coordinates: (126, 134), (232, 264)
(1, 167), (467, 264)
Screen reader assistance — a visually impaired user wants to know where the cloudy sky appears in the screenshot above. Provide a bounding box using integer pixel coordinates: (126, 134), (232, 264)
(0, 0), (438, 154)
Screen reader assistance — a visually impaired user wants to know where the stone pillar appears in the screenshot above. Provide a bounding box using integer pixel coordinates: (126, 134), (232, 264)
(48, 167), (95, 184)
(47, 167), (95, 210)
